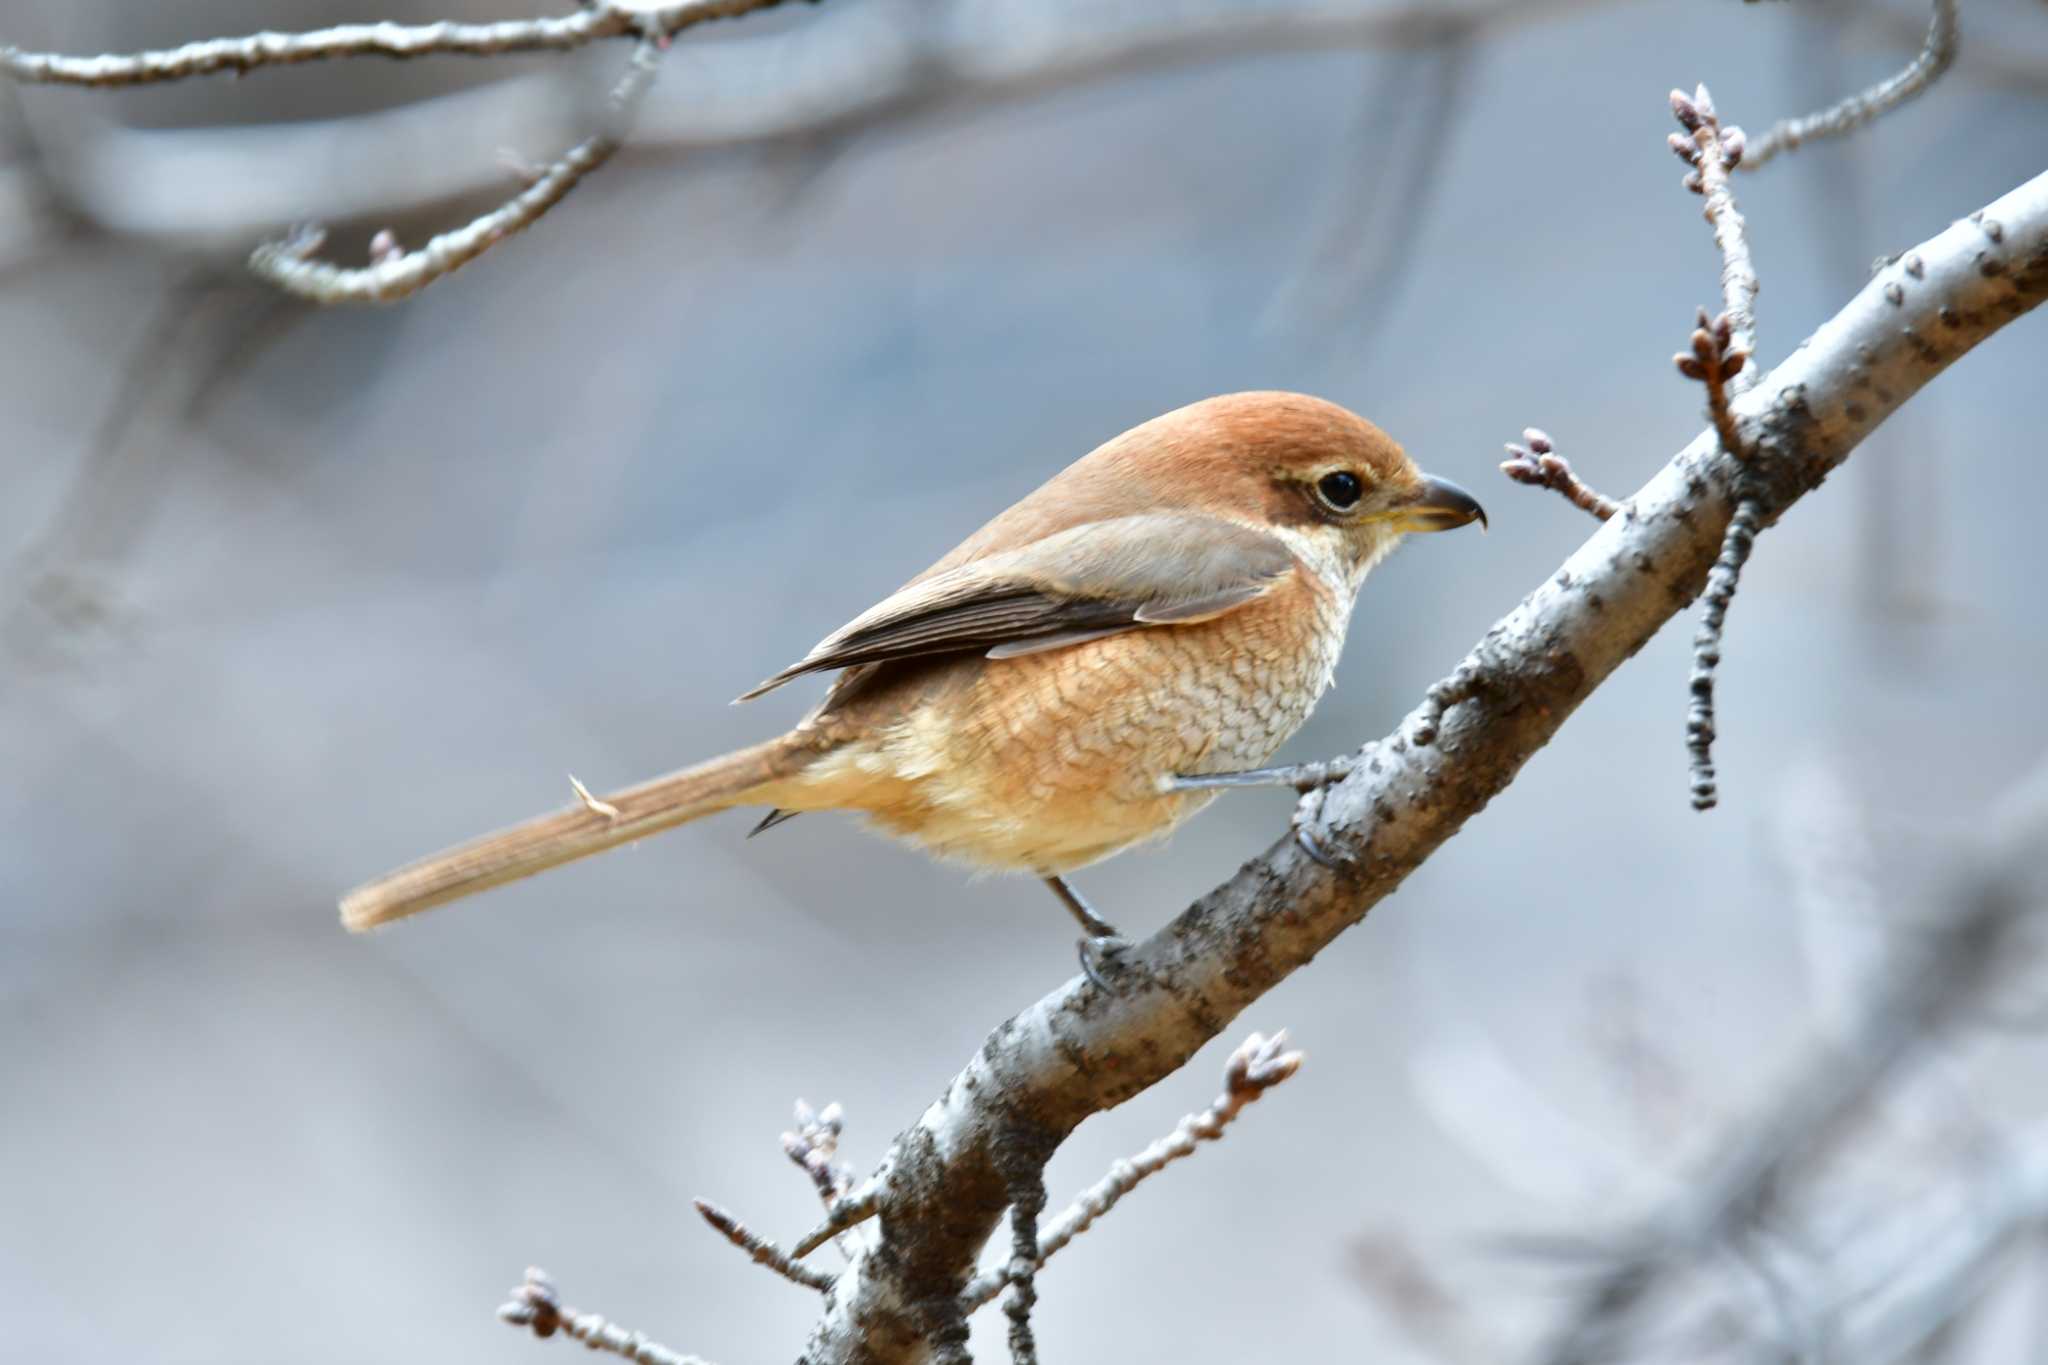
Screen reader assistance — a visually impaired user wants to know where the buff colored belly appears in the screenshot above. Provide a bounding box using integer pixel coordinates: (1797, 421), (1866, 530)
(782, 579), (1349, 874)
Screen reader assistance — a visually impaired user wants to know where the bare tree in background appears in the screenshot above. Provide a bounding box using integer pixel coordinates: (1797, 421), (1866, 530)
(7, 2), (2046, 1362)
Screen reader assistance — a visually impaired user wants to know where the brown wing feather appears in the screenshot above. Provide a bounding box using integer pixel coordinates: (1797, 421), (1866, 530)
(736, 514), (1296, 700)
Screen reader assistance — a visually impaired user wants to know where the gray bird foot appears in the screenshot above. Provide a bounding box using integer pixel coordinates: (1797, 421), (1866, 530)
(1077, 933), (1132, 990)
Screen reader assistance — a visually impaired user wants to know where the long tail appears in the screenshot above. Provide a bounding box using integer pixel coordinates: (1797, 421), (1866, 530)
(339, 733), (812, 932)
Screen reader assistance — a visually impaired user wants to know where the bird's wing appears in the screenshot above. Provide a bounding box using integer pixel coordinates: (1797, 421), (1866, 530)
(735, 513), (1297, 700)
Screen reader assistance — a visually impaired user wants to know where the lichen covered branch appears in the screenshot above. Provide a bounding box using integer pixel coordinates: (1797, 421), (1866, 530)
(1743, 0), (1960, 170)
(3, 0), (807, 301)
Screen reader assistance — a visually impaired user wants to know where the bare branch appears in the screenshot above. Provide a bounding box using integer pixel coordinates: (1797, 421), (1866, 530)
(1743, 0), (1961, 170)
(498, 1267), (720, 1365)
(1668, 84), (1762, 812)
(14, 0), (1621, 248)
(3, 0), (810, 301)
(1500, 428), (1620, 522)
(792, 1180), (881, 1260)
(693, 1199), (836, 1293)
(246, 36), (664, 303)
(1671, 85), (1759, 384)
(0, 1), (786, 88)
(958, 1030), (1305, 1311)
(796, 168), (2048, 1362)
(782, 1099), (855, 1208)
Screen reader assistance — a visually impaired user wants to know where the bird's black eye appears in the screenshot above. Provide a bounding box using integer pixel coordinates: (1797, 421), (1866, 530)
(1316, 470), (1364, 511)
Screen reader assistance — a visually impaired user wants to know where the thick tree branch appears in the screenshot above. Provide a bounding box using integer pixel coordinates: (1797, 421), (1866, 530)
(793, 168), (2048, 1362)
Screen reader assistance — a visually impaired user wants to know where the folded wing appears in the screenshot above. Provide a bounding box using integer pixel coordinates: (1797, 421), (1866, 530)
(737, 513), (1297, 700)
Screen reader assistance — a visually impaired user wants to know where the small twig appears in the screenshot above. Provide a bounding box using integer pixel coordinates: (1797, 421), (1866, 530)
(783, 1099), (855, 1206)
(1668, 83), (1763, 813)
(959, 1031), (1305, 1311)
(569, 774), (621, 820)
(1500, 428), (1620, 522)
(792, 1179), (882, 1260)
(1002, 1164), (1048, 1365)
(783, 1099), (861, 1259)
(0, 1), (783, 87)
(247, 36), (665, 304)
(1685, 490), (1761, 812)
(498, 1267), (719, 1365)
(693, 1199), (836, 1293)
(1669, 85), (1759, 379)
(1673, 307), (1752, 468)
(3, 0), (810, 302)
(1743, 0), (1960, 170)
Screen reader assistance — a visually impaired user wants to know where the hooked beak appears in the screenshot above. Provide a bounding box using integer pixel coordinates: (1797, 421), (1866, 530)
(1389, 472), (1488, 533)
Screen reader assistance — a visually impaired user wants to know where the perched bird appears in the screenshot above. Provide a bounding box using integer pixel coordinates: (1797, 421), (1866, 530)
(340, 392), (1484, 972)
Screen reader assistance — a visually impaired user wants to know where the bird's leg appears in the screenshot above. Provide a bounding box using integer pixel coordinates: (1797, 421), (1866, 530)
(1162, 755), (1360, 868)
(1158, 755), (1356, 794)
(1043, 875), (1129, 988)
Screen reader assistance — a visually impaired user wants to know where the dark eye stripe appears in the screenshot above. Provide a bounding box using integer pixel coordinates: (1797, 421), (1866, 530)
(1316, 470), (1363, 511)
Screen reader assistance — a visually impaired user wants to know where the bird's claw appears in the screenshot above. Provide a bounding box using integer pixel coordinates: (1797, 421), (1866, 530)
(1077, 934), (1132, 990)
(1291, 784), (1350, 867)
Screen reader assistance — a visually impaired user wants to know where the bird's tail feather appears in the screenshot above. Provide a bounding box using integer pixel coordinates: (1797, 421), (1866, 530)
(339, 733), (811, 932)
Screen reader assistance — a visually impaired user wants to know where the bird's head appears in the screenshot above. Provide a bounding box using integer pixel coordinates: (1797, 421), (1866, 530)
(1117, 390), (1487, 583)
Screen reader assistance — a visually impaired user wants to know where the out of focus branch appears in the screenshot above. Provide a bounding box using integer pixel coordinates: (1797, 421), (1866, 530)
(1532, 761), (2048, 1364)
(247, 36), (662, 303)
(0, 0), (807, 300)
(1743, 0), (1960, 170)
(0, 1), (788, 86)
(7, 0), (1616, 249)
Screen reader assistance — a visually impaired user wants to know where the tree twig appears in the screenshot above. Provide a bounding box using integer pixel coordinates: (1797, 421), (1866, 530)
(0, 1), (787, 87)
(1742, 0), (1960, 170)
(1668, 83), (1761, 812)
(1500, 428), (1620, 522)
(693, 1199), (836, 1293)
(958, 1031), (1305, 1310)
(499, 1267), (720, 1365)
(246, 35), (665, 304)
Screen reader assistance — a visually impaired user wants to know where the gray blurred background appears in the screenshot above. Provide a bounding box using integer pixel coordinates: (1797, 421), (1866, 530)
(3, 0), (2047, 1360)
